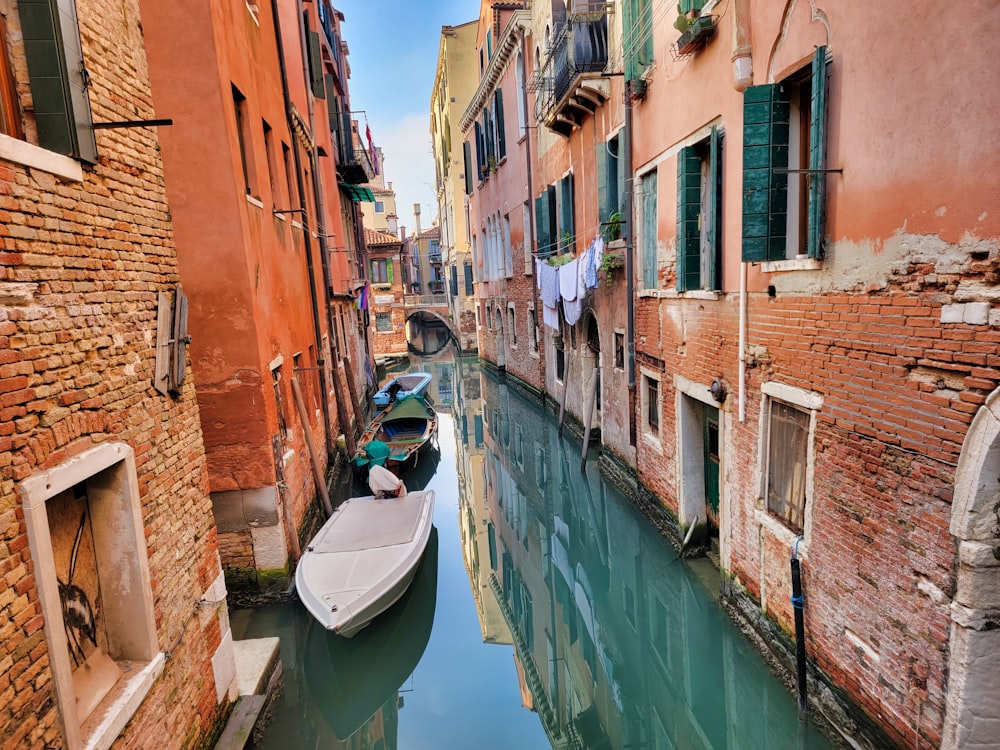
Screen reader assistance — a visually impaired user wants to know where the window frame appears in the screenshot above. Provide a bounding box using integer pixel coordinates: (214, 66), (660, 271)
(756, 381), (823, 549)
(641, 368), (661, 440)
(676, 126), (723, 292)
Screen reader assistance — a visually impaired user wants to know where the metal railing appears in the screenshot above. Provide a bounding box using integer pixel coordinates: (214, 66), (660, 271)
(534, 10), (609, 125)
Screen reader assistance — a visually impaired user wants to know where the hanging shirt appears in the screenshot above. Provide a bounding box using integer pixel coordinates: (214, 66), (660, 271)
(559, 259), (580, 302)
(542, 303), (561, 331)
(538, 259), (561, 308)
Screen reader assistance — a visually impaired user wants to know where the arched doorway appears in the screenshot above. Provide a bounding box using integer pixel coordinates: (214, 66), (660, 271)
(942, 386), (1000, 748)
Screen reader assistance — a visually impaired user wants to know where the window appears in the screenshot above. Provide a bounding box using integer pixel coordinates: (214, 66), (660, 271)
(508, 305), (516, 346)
(9, 0), (96, 162)
(522, 201), (533, 273)
(529, 308), (538, 353)
(515, 52), (526, 136)
(21, 443), (163, 750)
(463, 140), (473, 195)
(450, 265), (458, 297)
(502, 213), (512, 276)
(643, 373), (660, 435)
(370, 258), (391, 285)
(493, 90), (506, 160)
(464, 262), (474, 296)
(0, 14), (22, 139)
(765, 400), (809, 533)
(624, 0), (654, 81)
(374, 200), (385, 213)
(262, 120), (281, 206)
(485, 305), (493, 330)
(597, 133), (625, 232)
(232, 86), (257, 196)
(375, 311), (392, 331)
(641, 170), (658, 289)
(557, 174), (575, 252)
(677, 127), (723, 291)
(614, 331), (625, 369)
(742, 47), (829, 263)
(555, 334), (565, 380)
(282, 142), (298, 208)
(474, 414), (484, 446)
(534, 185), (558, 258)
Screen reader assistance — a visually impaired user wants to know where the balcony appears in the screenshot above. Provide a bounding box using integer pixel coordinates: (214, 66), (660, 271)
(533, 8), (610, 137)
(332, 113), (376, 185)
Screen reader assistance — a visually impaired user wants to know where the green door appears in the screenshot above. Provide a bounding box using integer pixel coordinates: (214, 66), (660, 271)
(704, 405), (720, 521)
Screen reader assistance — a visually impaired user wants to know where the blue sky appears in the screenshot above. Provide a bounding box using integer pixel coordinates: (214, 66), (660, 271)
(335, 0), (477, 232)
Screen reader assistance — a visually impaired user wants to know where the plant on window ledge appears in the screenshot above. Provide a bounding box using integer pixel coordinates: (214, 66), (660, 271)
(674, 14), (717, 57)
(600, 250), (624, 282)
(601, 211), (624, 242)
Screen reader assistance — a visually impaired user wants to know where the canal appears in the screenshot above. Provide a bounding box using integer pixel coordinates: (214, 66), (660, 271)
(232, 355), (838, 749)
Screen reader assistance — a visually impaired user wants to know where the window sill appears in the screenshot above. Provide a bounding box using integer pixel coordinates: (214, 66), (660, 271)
(246, 194), (264, 209)
(760, 257), (821, 273)
(663, 289), (721, 300)
(273, 212), (287, 221)
(0, 133), (83, 182)
(755, 508), (809, 559)
(82, 653), (165, 750)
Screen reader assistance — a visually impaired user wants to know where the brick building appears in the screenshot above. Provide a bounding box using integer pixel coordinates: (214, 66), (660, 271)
(364, 227), (408, 361)
(0, 0), (233, 747)
(452, 0), (1000, 747)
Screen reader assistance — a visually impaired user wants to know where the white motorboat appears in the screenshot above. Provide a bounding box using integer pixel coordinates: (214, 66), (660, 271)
(295, 489), (436, 638)
(372, 372), (433, 408)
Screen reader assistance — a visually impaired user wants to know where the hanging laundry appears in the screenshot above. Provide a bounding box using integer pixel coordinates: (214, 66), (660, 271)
(559, 259), (579, 302)
(537, 259), (561, 308)
(542, 303), (560, 331)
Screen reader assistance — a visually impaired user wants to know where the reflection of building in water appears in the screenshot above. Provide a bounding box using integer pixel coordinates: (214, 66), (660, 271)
(405, 311), (454, 357)
(479, 371), (831, 750)
(384, 354), (455, 409)
(452, 358), (511, 647)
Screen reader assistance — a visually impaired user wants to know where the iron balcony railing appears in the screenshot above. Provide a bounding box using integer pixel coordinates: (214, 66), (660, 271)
(332, 112), (376, 184)
(534, 9), (609, 128)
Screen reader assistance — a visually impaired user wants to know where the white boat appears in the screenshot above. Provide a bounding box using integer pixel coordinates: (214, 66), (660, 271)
(372, 372), (433, 408)
(295, 489), (436, 638)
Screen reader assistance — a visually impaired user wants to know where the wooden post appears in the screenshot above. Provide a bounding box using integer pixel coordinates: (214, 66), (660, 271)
(272, 434), (301, 561)
(291, 376), (334, 518)
(338, 356), (360, 455)
(580, 360), (598, 472)
(558, 348), (572, 436)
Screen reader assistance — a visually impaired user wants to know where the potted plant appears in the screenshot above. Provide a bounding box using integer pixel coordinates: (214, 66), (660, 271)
(601, 211), (624, 242)
(676, 14), (717, 56)
(600, 250), (624, 282)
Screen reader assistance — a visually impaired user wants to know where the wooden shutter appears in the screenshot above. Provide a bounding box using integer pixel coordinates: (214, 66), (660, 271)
(558, 174), (574, 251)
(474, 122), (484, 177)
(676, 146), (701, 291)
(597, 139), (609, 224)
(464, 263), (474, 295)
(304, 13), (325, 99)
(463, 141), (473, 195)
(450, 265), (458, 296)
(495, 91), (506, 160)
(169, 285), (189, 394)
(807, 46), (828, 260)
(642, 170), (658, 289)
(20, 0), (96, 162)
(709, 126), (723, 290)
(386, 259), (394, 285)
(741, 84), (789, 262)
(534, 192), (551, 258)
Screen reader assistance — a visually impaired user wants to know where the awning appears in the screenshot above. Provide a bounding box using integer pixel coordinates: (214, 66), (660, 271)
(339, 184), (375, 202)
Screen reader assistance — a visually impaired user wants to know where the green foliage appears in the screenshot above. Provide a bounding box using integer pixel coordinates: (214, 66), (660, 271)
(602, 211), (624, 242)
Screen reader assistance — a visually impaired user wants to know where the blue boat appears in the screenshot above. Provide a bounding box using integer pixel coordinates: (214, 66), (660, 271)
(373, 372), (433, 408)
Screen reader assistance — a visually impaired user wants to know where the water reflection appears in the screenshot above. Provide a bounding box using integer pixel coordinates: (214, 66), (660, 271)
(466, 372), (835, 750)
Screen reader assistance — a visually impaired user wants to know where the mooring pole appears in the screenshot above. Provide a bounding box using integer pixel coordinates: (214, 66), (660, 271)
(790, 538), (807, 719)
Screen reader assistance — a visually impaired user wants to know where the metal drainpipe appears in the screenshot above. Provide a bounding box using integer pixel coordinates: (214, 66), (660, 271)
(270, 0), (334, 460)
(623, 79), (636, 445)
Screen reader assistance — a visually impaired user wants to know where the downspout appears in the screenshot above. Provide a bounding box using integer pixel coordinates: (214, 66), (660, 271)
(520, 29), (545, 401)
(733, 0), (753, 423)
(624, 79), (636, 445)
(270, 0), (335, 462)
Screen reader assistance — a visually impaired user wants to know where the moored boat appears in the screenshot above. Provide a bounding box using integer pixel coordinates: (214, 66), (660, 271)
(353, 393), (437, 475)
(373, 371), (433, 408)
(295, 487), (436, 638)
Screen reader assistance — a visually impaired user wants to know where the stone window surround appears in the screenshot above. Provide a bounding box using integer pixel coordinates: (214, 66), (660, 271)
(0, 132), (83, 182)
(754, 380), (823, 559)
(639, 366), (662, 446)
(19, 442), (163, 750)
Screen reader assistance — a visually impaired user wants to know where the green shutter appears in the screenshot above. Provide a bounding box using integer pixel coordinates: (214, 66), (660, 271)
(676, 146), (700, 291)
(325, 75), (338, 121)
(386, 260), (394, 285)
(741, 84), (789, 262)
(546, 185), (558, 256)
(597, 139), (609, 224)
(535, 193), (551, 258)
(464, 263), (474, 295)
(474, 122), (483, 177)
(463, 141), (473, 195)
(495, 91), (506, 160)
(616, 136), (626, 213)
(624, 0), (653, 81)
(20, 0), (96, 162)
(642, 170), (658, 289)
(807, 46), (828, 260)
(558, 174), (574, 251)
(304, 13), (325, 100)
(709, 126), (723, 290)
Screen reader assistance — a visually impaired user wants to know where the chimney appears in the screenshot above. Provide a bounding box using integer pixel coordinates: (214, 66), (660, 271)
(413, 203), (422, 238)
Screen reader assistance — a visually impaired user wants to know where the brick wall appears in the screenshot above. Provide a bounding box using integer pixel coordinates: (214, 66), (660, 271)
(0, 0), (230, 747)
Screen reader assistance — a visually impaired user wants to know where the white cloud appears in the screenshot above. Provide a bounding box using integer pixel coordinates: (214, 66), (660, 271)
(373, 111), (438, 232)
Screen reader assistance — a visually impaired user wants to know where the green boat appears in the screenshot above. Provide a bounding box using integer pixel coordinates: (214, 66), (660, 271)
(353, 394), (438, 476)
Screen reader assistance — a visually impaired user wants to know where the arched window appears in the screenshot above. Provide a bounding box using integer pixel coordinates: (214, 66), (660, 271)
(515, 51), (526, 135)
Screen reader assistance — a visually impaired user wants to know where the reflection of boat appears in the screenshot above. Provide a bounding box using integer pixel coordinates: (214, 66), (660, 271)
(305, 528), (439, 741)
(353, 394), (438, 475)
(295, 489), (436, 637)
(373, 372), (433, 408)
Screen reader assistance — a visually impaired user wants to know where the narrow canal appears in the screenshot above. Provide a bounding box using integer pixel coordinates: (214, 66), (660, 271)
(232, 355), (838, 749)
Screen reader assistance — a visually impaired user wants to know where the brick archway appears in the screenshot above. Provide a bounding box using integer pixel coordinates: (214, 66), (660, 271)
(943, 386), (1000, 748)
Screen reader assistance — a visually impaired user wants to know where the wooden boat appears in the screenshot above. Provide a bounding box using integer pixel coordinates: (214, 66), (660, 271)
(373, 371), (433, 408)
(353, 393), (437, 475)
(295, 488), (435, 638)
(304, 527), (438, 740)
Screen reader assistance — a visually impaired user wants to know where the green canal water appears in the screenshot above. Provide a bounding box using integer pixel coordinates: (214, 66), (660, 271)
(232, 358), (837, 749)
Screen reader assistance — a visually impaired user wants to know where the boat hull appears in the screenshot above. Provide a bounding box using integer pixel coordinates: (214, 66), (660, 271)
(372, 372), (433, 408)
(295, 490), (436, 638)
